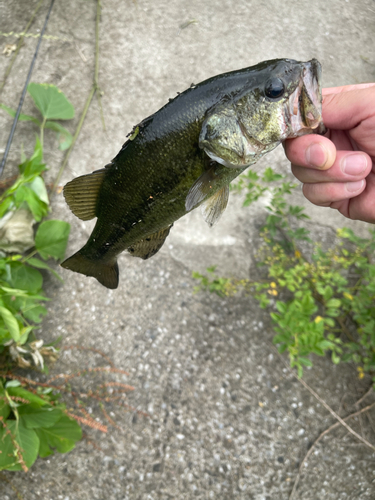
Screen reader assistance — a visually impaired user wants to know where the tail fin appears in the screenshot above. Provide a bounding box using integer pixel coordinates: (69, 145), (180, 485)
(61, 250), (119, 289)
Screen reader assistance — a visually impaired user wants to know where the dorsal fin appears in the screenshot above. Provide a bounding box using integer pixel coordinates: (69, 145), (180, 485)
(63, 169), (106, 221)
(201, 185), (229, 227)
(127, 225), (173, 260)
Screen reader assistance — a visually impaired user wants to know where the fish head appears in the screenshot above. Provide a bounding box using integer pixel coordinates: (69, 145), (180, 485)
(199, 58), (324, 168)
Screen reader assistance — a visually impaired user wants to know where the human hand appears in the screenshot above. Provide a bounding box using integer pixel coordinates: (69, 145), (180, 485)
(284, 83), (375, 223)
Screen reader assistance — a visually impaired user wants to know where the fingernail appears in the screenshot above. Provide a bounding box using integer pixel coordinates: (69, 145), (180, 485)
(342, 153), (368, 176)
(346, 180), (365, 192)
(305, 143), (328, 168)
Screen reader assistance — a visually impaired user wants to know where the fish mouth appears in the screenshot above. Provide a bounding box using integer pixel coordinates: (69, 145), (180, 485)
(287, 59), (325, 137)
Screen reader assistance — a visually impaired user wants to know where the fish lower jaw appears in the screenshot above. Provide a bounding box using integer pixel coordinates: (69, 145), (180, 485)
(204, 149), (256, 169)
(286, 80), (323, 137)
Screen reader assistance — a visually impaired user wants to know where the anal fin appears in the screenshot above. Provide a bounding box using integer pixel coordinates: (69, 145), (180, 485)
(63, 168), (106, 221)
(201, 185), (229, 227)
(127, 225), (173, 260)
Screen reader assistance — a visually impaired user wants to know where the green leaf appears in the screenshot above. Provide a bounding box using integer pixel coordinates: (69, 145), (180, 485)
(14, 185), (48, 221)
(0, 306), (19, 341)
(0, 387), (11, 420)
(7, 386), (48, 407)
(326, 308), (340, 317)
(0, 103), (41, 125)
(317, 340), (336, 350)
(35, 414), (82, 457)
(0, 421), (19, 470)
(29, 176), (49, 205)
(0, 327), (12, 345)
(1, 286), (34, 298)
(290, 228), (311, 241)
(44, 121), (73, 150)
(324, 317), (335, 327)
(26, 257), (62, 281)
(5, 380), (22, 388)
(275, 301), (287, 314)
(262, 167), (283, 183)
(332, 352), (341, 364)
(19, 157), (46, 178)
(23, 304), (47, 323)
(19, 404), (63, 429)
(322, 286), (333, 302)
(278, 343), (288, 353)
(9, 262), (43, 293)
(341, 352), (354, 363)
(28, 83), (74, 120)
(207, 266), (217, 274)
(19, 148), (47, 181)
(0, 197), (13, 218)
(36, 433), (54, 458)
(288, 205), (306, 216)
(0, 420), (39, 471)
(299, 357), (313, 367)
(20, 137), (45, 177)
(326, 298), (341, 309)
(18, 326), (33, 345)
(35, 220), (71, 260)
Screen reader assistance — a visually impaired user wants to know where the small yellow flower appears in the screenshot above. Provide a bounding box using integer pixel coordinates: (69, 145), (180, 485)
(357, 367), (365, 380)
(267, 289), (278, 296)
(314, 316), (323, 324)
(294, 250), (301, 258)
(270, 282), (277, 288)
(343, 292), (353, 301)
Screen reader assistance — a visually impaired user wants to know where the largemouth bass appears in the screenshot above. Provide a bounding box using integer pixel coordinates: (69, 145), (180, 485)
(62, 58), (324, 289)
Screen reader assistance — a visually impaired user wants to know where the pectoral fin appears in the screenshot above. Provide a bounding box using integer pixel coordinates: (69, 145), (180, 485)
(63, 169), (106, 221)
(185, 165), (219, 212)
(201, 185), (229, 227)
(127, 225), (173, 260)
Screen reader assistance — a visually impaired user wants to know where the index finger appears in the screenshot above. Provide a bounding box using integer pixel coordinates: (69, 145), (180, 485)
(322, 83), (375, 95)
(322, 85), (375, 130)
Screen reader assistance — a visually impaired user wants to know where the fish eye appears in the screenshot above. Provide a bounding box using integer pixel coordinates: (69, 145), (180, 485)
(265, 78), (285, 99)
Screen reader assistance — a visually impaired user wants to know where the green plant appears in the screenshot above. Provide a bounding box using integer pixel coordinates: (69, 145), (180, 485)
(1, 83), (74, 151)
(0, 89), (71, 368)
(0, 83), (74, 470)
(194, 167), (375, 380)
(0, 378), (81, 471)
(0, 82), (142, 474)
(0, 361), (140, 472)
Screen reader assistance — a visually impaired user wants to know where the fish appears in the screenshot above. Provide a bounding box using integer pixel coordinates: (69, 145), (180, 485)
(61, 58), (324, 289)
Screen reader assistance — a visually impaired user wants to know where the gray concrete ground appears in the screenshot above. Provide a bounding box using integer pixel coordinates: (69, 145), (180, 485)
(1, 0), (375, 498)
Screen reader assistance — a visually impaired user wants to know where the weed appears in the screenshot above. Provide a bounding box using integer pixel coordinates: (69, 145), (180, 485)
(194, 167), (375, 381)
(0, 82), (143, 473)
(0, 82), (75, 471)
